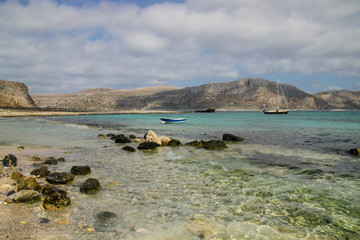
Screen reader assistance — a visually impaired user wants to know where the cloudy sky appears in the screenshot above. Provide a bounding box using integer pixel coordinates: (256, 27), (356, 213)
(1, 0), (360, 94)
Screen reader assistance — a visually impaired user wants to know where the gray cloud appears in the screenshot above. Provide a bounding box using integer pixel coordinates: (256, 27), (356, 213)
(0, 0), (359, 93)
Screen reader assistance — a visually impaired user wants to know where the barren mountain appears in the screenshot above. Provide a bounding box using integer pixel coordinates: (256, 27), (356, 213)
(0, 80), (37, 108)
(314, 90), (360, 109)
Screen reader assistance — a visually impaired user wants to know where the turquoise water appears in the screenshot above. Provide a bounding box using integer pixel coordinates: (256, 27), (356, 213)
(1, 111), (360, 239)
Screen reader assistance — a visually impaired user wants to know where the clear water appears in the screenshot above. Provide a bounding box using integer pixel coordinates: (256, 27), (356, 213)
(1, 111), (359, 239)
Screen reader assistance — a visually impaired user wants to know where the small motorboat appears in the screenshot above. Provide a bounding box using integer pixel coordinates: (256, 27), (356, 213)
(160, 117), (187, 123)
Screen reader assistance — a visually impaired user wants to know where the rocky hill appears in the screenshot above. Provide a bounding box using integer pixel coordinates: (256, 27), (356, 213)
(32, 78), (336, 111)
(0, 80), (37, 108)
(314, 90), (360, 109)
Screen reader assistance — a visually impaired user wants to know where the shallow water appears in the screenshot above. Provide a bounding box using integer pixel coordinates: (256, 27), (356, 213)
(1, 111), (360, 239)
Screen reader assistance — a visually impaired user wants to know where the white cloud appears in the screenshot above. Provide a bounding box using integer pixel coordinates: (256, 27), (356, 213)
(0, 0), (359, 93)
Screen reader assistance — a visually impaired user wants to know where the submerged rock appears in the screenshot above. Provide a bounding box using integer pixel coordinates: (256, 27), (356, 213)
(95, 211), (118, 223)
(43, 191), (71, 209)
(80, 178), (101, 194)
(2, 154), (17, 167)
(114, 134), (131, 143)
(14, 190), (41, 203)
(42, 159), (58, 165)
(122, 146), (136, 152)
(17, 176), (42, 192)
(138, 141), (158, 150)
(223, 133), (244, 142)
(186, 140), (204, 148)
(71, 166), (91, 175)
(31, 166), (51, 178)
(202, 140), (228, 150)
(46, 172), (75, 184)
(167, 139), (182, 146)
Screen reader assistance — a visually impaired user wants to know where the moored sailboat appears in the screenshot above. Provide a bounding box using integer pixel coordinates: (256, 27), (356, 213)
(263, 79), (289, 114)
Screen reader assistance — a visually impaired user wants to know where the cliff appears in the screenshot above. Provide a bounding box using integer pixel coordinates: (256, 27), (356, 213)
(314, 90), (360, 109)
(0, 80), (37, 108)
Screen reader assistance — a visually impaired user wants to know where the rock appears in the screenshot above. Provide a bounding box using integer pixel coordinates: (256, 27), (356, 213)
(17, 176), (42, 192)
(43, 191), (71, 209)
(167, 139), (182, 146)
(14, 190), (41, 203)
(129, 135), (136, 139)
(95, 211), (118, 223)
(122, 146), (136, 152)
(135, 139), (142, 143)
(2, 154), (17, 167)
(42, 159), (58, 165)
(223, 133), (244, 142)
(186, 140), (204, 148)
(80, 178), (101, 194)
(7, 190), (16, 196)
(114, 134), (131, 143)
(42, 186), (67, 196)
(39, 218), (50, 224)
(98, 134), (106, 139)
(10, 170), (25, 182)
(202, 140), (228, 150)
(186, 214), (225, 238)
(71, 166), (91, 175)
(138, 141), (158, 150)
(144, 130), (162, 145)
(348, 148), (360, 155)
(106, 133), (116, 138)
(28, 155), (42, 161)
(160, 136), (172, 146)
(31, 166), (51, 178)
(17, 146), (25, 151)
(46, 172), (75, 184)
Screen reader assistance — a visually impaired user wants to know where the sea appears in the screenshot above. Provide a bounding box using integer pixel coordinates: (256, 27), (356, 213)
(0, 111), (359, 240)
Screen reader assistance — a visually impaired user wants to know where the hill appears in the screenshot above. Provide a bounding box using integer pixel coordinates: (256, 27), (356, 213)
(314, 90), (360, 109)
(0, 80), (37, 108)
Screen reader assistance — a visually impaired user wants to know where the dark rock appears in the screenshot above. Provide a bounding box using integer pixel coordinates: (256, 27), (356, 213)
(80, 178), (101, 194)
(17, 176), (42, 192)
(186, 140), (204, 148)
(40, 218), (50, 224)
(7, 190), (16, 196)
(31, 166), (51, 177)
(42, 159), (58, 165)
(223, 134), (244, 142)
(42, 186), (67, 196)
(46, 172), (75, 184)
(98, 134), (106, 139)
(2, 154), (17, 167)
(167, 139), (182, 146)
(71, 166), (91, 175)
(202, 140), (228, 150)
(122, 146), (136, 152)
(129, 135), (136, 139)
(114, 134), (131, 143)
(107, 133), (116, 138)
(348, 148), (359, 155)
(43, 191), (71, 209)
(14, 190), (41, 203)
(138, 141), (158, 150)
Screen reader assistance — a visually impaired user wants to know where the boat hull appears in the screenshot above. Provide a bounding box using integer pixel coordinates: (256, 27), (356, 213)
(160, 118), (187, 123)
(263, 110), (288, 114)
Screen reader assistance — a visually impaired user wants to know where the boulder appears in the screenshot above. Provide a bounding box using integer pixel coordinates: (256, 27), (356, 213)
(80, 178), (101, 194)
(129, 135), (136, 140)
(222, 134), (244, 142)
(2, 154), (17, 167)
(71, 166), (91, 175)
(114, 134), (131, 143)
(10, 170), (25, 182)
(31, 166), (51, 178)
(17, 176), (42, 192)
(144, 130), (162, 145)
(202, 140), (228, 150)
(348, 148), (360, 156)
(43, 191), (71, 209)
(160, 136), (172, 146)
(167, 139), (182, 146)
(138, 141), (158, 150)
(46, 172), (75, 184)
(14, 190), (41, 203)
(186, 140), (204, 148)
(42, 186), (67, 196)
(122, 146), (136, 152)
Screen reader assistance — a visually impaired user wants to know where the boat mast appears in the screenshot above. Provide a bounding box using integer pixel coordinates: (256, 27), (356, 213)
(276, 79), (280, 109)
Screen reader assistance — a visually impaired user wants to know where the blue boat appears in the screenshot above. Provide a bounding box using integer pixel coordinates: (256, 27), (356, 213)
(160, 117), (187, 123)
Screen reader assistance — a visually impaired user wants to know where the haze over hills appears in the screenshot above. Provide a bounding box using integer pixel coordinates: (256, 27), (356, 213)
(1, 79), (359, 111)
(31, 78), (360, 111)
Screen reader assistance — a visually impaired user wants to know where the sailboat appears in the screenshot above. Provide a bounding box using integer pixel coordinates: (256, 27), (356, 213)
(263, 79), (289, 114)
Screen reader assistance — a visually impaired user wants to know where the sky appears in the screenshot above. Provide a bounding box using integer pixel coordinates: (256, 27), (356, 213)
(0, 0), (360, 94)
